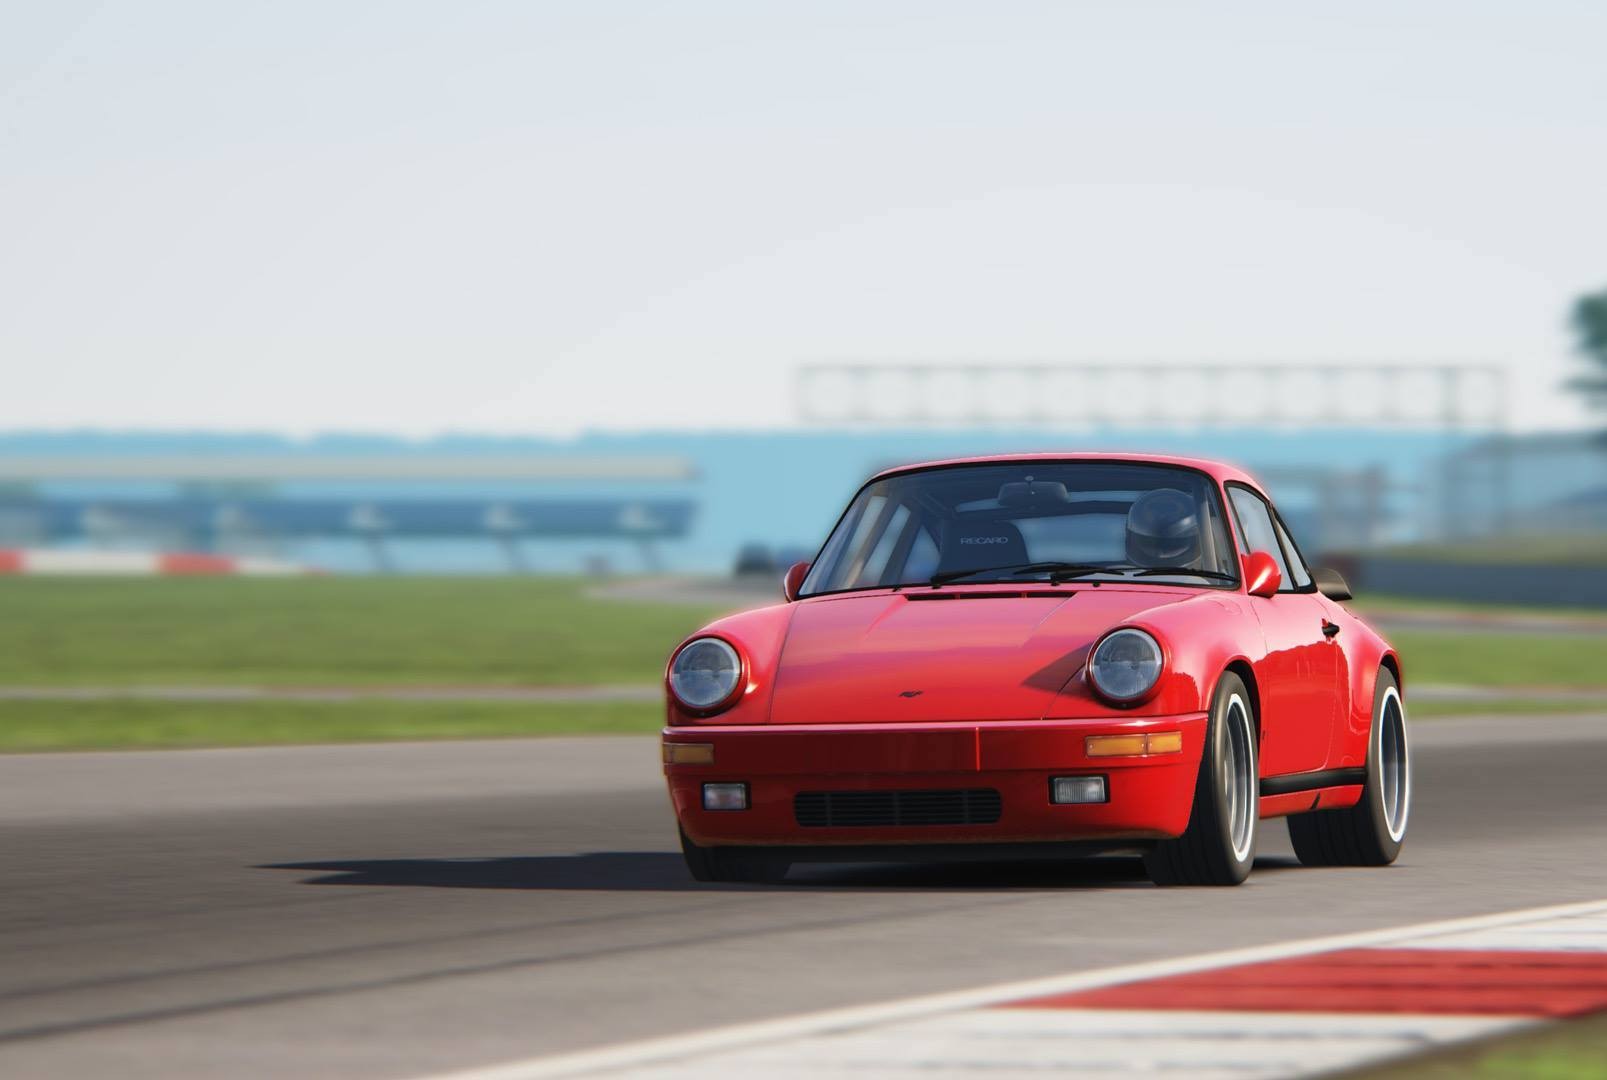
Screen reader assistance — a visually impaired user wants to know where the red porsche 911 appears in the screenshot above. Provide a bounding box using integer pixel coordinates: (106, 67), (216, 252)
(662, 454), (1410, 886)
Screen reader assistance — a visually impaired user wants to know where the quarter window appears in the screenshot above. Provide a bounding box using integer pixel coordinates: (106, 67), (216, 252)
(1228, 487), (1296, 593)
(1272, 515), (1313, 590)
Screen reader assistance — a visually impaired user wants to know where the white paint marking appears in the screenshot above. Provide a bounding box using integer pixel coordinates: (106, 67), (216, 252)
(617, 1010), (1532, 1079)
(416, 898), (1607, 1080)
(1403, 910), (1607, 952)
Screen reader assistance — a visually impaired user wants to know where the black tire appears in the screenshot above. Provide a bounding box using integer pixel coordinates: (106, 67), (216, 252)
(678, 829), (791, 884)
(1287, 669), (1409, 867)
(1144, 671), (1259, 886)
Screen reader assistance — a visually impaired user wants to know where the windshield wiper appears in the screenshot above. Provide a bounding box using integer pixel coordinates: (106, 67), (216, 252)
(927, 562), (1112, 586)
(1120, 566), (1239, 581)
(927, 563), (1240, 587)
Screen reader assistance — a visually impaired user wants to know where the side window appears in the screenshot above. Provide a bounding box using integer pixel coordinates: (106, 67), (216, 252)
(1272, 514), (1313, 590)
(1228, 487), (1295, 593)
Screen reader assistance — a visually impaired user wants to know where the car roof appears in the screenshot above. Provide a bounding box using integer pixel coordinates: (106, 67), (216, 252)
(867, 452), (1263, 490)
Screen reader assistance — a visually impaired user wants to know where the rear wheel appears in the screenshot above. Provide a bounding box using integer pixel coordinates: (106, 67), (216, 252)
(679, 829), (791, 884)
(1144, 671), (1258, 886)
(1287, 669), (1409, 866)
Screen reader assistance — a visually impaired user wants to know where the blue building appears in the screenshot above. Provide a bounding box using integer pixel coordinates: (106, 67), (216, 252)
(9, 424), (1588, 573)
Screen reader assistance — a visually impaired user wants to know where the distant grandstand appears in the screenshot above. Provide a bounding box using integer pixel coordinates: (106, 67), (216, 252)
(0, 452), (699, 573)
(4, 367), (1597, 575)
(0, 455), (695, 482)
(796, 361), (1508, 431)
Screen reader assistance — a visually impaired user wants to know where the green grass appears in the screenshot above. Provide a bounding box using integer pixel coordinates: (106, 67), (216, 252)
(0, 577), (721, 688)
(2, 577), (1600, 692)
(1390, 630), (1607, 689)
(1409, 697), (1607, 718)
(1378, 534), (1607, 568)
(1, 576), (1603, 752)
(1354, 594), (1607, 691)
(0, 692), (1597, 753)
(0, 699), (665, 752)
(1343, 1012), (1607, 1079)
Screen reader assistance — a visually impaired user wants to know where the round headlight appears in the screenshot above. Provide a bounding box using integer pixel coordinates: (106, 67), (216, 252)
(1088, 628), (1164, 703)
(669, 637), (744, 712)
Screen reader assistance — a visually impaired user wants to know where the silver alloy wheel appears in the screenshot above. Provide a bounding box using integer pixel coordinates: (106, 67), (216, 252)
(1222, 693), (1256, 861)
(1378, 685), (1411, 842)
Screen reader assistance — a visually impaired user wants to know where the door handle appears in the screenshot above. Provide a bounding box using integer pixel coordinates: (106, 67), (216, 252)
(1321, 620), (1341, 638)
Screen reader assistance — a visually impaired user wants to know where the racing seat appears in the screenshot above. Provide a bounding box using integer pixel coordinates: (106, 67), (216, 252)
(935, 520), (1028, 579)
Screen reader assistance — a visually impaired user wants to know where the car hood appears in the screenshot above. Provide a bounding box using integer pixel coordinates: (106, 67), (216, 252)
(768, 587), (1191, 724)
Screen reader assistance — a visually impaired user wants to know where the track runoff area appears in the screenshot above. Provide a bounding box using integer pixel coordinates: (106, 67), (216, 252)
(426, 899), (1607, 1079)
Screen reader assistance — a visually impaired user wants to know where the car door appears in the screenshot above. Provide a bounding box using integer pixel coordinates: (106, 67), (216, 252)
(1226, 485), (1339, 778)
(1270, 508), (1354, 770)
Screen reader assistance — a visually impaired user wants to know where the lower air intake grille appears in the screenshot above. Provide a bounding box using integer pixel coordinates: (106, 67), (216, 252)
(793, 788), (1002, 828)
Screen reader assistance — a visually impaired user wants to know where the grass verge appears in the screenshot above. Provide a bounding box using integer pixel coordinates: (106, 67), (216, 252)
(1341, 1012), (1607, 1079)
(1, 577), (1602, 752)
(0, 699), (665, 753)
(1375, 534), (1607, 568)
(1409, 697), (1607, 718)
(3, 694), (1599, 754)
(0, 577), (721, 687)
(1389, 631), (1607, 689)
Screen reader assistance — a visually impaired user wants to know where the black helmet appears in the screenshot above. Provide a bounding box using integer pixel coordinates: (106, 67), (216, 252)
(1126, 488), (1201, 567)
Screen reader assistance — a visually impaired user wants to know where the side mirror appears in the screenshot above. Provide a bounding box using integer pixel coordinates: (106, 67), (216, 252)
(782, 561), (811, 603)
(1242, 551), (1281, 598)
(1313, 567), (1353, 602)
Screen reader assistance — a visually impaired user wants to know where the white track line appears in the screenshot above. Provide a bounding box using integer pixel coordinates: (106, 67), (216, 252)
(417, 897), (1607, 1080)
(618, 1010), (1534, 1080)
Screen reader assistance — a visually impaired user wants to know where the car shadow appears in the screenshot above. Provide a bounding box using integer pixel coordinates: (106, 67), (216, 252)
(1252, 854), (1303, 872)
(266, 853), (743, 891)
(263, 852), (1196, 892)
(788, 856), (1151, 889)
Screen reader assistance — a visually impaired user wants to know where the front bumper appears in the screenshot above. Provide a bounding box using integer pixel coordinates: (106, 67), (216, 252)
(664, 714), (1208, 848)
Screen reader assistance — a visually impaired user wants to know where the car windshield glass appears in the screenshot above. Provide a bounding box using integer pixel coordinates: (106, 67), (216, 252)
(801, 462), (1240, 596)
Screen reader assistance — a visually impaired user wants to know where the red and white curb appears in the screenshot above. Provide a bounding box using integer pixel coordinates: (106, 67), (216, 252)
(0, 549), (310, 576)
(422, 898), (1607, 1079)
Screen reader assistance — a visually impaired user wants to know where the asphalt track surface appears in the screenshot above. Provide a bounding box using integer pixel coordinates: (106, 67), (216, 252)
(2, 714), (1604, 1078)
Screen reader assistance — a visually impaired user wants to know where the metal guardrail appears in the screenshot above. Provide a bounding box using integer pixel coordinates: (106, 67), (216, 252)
(796, 361), (1508, 431)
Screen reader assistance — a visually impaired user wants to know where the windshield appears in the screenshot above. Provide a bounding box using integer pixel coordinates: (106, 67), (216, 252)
(801, 461), (1239, 596)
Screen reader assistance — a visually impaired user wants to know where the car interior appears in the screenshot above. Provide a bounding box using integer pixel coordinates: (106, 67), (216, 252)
(806, 464), (1240, 593)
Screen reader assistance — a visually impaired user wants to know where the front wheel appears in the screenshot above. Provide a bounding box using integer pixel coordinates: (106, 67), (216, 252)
(1287, 669), (1410, 866)
(679, 829), (791, 884)
(1144, 671), (1259, 886)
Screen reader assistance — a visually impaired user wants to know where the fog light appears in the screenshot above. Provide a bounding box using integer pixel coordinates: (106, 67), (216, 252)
(1086, 731), (1183, 757)
(1051, 776), (1108, 804)
(663, 742), (715, 765)
(702, 782), (749, 811)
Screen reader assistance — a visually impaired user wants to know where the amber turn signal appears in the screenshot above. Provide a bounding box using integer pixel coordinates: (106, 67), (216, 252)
(1086, 731), (1183, 757)
(662, 742), (715, 765)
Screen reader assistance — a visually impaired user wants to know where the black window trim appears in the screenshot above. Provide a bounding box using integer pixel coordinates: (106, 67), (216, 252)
(1222, 480), (1318, 596)
(799, 459), (1244, 599)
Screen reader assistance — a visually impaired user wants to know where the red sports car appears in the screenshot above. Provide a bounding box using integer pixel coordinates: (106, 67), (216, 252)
(662, 454), (1410, 886)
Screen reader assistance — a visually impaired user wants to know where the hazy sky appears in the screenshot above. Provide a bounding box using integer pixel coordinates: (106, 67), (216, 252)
(3, 2), (1604, 436)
